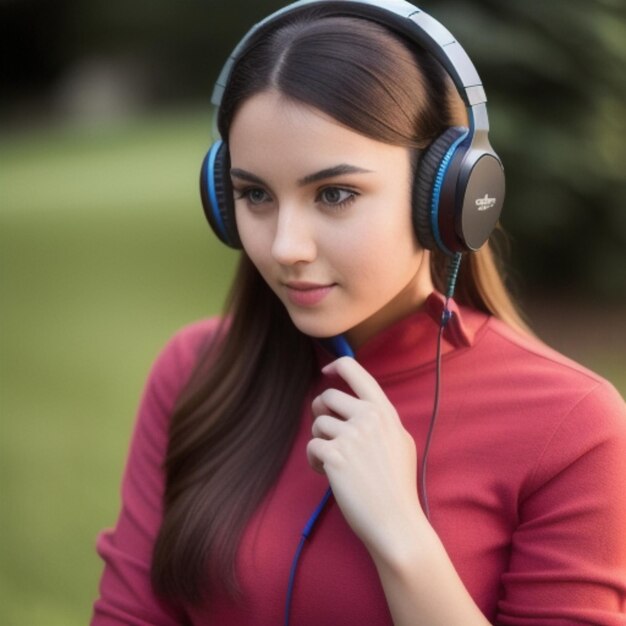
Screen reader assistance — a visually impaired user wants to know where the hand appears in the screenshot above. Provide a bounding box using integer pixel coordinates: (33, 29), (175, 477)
(306, 357), (425, 560)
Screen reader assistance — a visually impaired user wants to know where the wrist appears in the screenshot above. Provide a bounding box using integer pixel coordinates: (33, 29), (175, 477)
(366, 506), (434, 576)
(368, 514), (491, 626)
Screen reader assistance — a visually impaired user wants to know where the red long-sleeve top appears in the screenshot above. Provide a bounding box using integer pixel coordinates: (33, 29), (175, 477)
(92, 293), (626, 624)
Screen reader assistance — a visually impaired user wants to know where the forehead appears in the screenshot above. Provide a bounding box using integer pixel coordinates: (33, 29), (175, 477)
(228, 90), (409, 177)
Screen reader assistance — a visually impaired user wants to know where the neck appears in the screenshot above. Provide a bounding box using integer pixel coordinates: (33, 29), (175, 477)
(346, 251), (434, 349)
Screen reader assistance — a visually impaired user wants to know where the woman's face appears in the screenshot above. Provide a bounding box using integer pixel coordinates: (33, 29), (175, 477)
(229, 90), (433, 348)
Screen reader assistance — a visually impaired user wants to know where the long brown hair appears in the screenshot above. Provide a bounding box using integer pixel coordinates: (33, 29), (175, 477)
(151, 10), (529, 603)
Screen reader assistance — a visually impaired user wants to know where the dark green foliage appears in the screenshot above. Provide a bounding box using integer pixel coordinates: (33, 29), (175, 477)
(417, 0), (626, 299)
(2, 0), (624, 297)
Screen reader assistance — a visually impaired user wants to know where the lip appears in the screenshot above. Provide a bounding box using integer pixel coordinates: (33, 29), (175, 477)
(283, 281), (335, 307)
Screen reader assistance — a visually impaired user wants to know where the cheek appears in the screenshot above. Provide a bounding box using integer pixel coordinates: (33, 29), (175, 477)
(339, 208), (417, 264)
(330, 228), (396, 287)
(235, 209), (269, 264)
(337, 218), (421, 295)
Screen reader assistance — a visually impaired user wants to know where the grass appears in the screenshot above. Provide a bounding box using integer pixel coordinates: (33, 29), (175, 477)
(0, 109), (238, 626)
(1, 109), (623, 626)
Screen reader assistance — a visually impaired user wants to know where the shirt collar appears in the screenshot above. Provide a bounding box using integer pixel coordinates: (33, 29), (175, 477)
(314, 291), (488, 380)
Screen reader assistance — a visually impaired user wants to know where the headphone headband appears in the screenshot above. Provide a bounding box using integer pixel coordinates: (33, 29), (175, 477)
(211, 0), (489, 133)
(201, 0), (505, 254)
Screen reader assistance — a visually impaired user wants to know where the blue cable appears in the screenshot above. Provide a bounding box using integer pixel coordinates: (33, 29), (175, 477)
(319, 335), (355, 359)
(284, 487), (333, 626)
(445, 253), (462, 300)
(284, 336), (353, 626)
(285, 255), (462, 621)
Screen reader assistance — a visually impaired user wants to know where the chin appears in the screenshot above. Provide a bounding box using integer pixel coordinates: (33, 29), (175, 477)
(287, 312), (350, 340)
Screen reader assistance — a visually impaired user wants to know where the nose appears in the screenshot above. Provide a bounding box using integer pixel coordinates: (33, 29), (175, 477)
(271, 204), (317, 266)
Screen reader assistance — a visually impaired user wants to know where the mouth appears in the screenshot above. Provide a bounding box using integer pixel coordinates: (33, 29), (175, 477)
(283, 281), (336, 307)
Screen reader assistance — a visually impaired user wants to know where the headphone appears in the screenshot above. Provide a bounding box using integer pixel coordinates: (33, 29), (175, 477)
(200, 0), (505, 257)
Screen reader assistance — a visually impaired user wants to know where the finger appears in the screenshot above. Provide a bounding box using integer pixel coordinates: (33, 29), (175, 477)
(306, 437), (334, 475)
(311, 414), (346, 440)
(322, 357), (389, 405)
(311, 388), (362, 419)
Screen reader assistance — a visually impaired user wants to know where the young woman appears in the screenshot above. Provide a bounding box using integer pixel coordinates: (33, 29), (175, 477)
(92, 2), (626, 624)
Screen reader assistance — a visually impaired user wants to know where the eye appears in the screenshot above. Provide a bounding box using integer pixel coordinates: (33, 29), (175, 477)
(235, 187), (272, 206)
(317, 187), (358, 210)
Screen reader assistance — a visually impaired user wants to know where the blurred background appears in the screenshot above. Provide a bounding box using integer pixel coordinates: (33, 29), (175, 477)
(1, 0), (624, 624)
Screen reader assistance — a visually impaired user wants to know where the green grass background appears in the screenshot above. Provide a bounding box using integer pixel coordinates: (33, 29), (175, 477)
(1, 109), (624, 626)
(0, 110), (238, 626)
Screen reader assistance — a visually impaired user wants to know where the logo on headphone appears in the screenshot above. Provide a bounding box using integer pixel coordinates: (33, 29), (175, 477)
(475, 194), (497, 211)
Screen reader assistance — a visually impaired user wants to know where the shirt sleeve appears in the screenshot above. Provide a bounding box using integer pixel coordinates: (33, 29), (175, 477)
(90, 320), (219, 625)
(497, 380), (626, 625)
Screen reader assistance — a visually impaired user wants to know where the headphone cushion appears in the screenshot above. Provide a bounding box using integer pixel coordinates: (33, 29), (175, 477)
(200, 141), (242, 248)
(413, 127), (468, 252)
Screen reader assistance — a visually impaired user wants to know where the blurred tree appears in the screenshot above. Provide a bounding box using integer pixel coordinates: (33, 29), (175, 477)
(2, 0), (624, 299)
(1, 0), (74, 110)
(417, 0), (626, 300)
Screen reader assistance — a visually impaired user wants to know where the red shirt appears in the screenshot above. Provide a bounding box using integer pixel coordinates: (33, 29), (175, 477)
(92, 294), (626, 624)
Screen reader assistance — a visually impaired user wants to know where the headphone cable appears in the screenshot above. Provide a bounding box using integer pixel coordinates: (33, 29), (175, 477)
(284, 252), (462, 624)
(420, 252), (462, 520)
(284, 486), (333, 626)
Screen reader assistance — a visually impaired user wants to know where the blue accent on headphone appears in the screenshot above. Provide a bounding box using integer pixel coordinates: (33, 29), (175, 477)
(430, 130), (469, 257)
(203, 0), (503, 255)
(206, 140), (227, 241)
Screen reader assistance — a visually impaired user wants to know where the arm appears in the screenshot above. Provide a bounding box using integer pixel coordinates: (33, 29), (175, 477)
(306, 357), (491, 626)
(497, 381), (626, 624)
(307, 358), (626, 625)
(91, 322), (216, 625)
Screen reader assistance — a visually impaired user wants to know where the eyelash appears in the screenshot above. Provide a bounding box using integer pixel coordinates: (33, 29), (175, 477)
(317, 187), (358, 211)
(234, 187), (271, 206)
(233, 186), (359, 212)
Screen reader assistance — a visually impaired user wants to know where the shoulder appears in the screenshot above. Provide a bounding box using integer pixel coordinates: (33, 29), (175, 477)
(153, 317), (223, 372)
(472, 314), (626, 440)
(455, 314), (626, 509)
(142, 317), (225, 414)
(476, 314), (620, 389)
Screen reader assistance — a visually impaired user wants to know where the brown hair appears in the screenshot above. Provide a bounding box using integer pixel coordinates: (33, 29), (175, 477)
(151, 11), (529, 603)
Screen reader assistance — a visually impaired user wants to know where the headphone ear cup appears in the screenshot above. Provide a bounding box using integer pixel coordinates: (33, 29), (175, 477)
(413, 127), (469, 253)
(200, 140), (242, 248)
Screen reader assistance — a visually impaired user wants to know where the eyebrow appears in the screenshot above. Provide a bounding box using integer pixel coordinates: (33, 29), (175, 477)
(230, 169), (266, 186)
(298, 164), (372, 186)
(230, 164), (372, 187)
